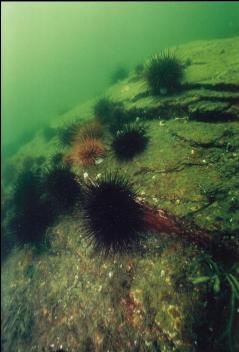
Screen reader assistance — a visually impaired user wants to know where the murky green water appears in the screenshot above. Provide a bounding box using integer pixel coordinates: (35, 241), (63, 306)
(1, 2), (239, 352)
(2, 2), (239, 147)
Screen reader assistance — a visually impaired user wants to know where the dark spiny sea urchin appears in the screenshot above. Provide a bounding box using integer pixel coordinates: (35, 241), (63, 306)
(94, 97), (124, 124)
(145, 51), (184, 94)
(93, 97), (136, 133)
(11, 169), (54, 244)
(51, 152), (64, 166)
(94, 97), (114, 124)
(111, 65), (129, 84)
(111, 122), (149, 161)
(42, 165), (81, 214)
(11, 165), (82, 244)
(108, 104), (132, 134)
(57, 120), (81, 147)
(82, 172), (145, 254)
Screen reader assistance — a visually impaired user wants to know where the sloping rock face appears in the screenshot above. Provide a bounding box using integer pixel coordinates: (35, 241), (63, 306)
(109, 36), (239, 123)
(1, 37), (239, 352)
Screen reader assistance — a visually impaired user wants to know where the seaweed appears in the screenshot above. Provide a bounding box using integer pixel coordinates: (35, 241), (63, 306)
(189, 255), (239, 352)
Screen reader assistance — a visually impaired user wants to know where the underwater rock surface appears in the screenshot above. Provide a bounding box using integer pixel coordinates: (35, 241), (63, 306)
(2, 37), (239, 352)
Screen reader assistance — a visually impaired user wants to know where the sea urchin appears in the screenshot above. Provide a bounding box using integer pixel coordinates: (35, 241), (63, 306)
(73, 120), (103, 143)
(111, 122), (149, 161)
(82, 173), (145, 254)
(66, 138), (105, 166)
(145, 51), (183, 94)
(57, 120), (81, 147)
(42, 165), (81, 214)
(11, 169), (54, 244)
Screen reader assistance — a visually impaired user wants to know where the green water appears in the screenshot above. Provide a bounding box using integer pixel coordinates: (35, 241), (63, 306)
(2, 2), (239, 147)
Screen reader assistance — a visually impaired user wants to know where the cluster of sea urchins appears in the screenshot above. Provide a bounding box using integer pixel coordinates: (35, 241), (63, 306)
(11, 169), (54, 244)
(11, 165), (82, 244)
(145, 51), (184, 95)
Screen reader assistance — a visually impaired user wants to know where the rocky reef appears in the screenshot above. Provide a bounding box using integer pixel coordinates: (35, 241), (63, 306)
(1, 36), (239, 352)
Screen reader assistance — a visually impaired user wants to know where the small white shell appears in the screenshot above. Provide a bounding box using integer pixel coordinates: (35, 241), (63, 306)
(95, 158), (104, 164)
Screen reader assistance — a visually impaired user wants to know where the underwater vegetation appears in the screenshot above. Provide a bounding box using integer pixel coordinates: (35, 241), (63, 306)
(142, 201), (238, 262)
(145, 51), (184, 94)
(111, 122), (149, 161)
(111, 65), (129, 84)
(189, 255), (239, 352)
(57, 120), (81, 147)
(42, 165), (82, 215)
(11, 169), (54, 244)
(1, 288), (35, 351)
(82, 172), (145, 254)
(65, 138), (105, 166)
